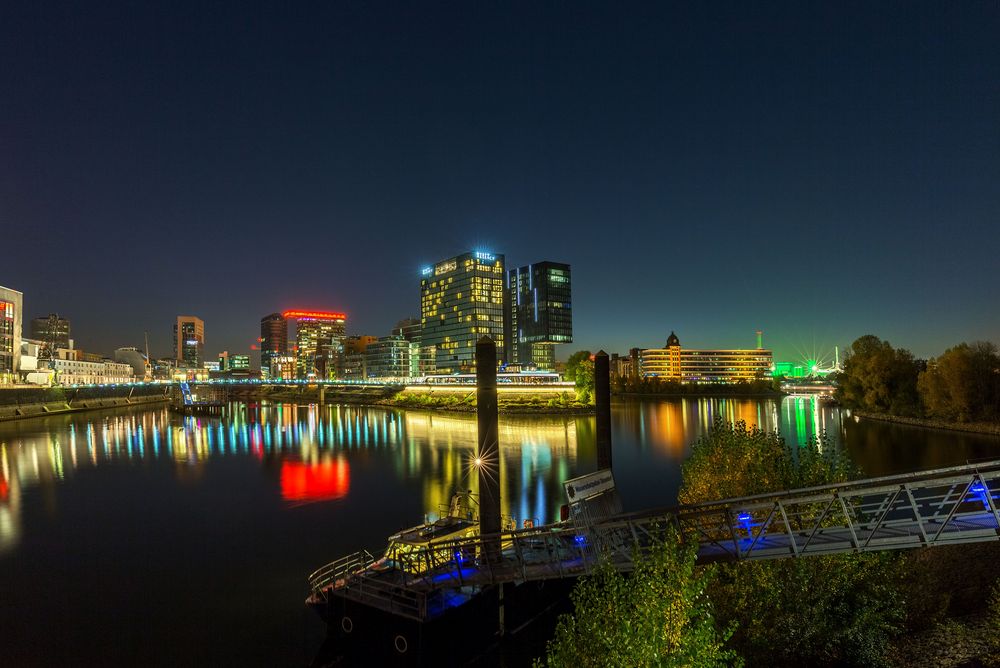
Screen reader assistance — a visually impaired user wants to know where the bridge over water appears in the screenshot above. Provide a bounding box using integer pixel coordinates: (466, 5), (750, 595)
(308, 459), (1000, 622)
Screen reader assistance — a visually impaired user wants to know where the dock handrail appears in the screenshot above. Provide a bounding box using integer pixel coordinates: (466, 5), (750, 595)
(307, 549), (376, 597)
(308, 459), (1000, 622)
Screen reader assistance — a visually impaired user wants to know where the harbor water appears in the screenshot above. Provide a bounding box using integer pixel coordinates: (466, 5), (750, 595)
(1, 397), (998, 666)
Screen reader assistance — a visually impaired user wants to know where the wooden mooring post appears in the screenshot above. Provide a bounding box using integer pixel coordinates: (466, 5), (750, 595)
(595, 350), (613, 470)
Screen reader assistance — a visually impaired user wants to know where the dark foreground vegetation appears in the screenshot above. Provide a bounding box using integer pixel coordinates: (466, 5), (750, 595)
(535, 420), (1000, 667)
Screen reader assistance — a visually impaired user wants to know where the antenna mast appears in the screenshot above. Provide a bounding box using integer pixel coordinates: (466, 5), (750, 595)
(144, 331), (153, 380)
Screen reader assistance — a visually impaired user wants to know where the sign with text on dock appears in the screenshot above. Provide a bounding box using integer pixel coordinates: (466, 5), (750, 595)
(564, 469), (616, 502)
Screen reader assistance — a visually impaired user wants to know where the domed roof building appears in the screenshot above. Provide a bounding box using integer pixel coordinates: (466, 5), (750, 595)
(638, 330), (773, 382)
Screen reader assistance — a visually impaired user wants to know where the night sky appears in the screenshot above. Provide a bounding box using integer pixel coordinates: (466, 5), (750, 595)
(2, 2), (998, 365)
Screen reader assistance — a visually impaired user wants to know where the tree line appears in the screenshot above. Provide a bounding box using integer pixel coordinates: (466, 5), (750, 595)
(836, 335), (1000, 423)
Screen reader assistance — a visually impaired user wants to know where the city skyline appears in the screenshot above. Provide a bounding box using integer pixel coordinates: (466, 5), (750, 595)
(3, 3), (998, 362)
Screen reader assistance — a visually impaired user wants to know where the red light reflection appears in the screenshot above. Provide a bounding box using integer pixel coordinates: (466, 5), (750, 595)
(280, 459), (350, 504)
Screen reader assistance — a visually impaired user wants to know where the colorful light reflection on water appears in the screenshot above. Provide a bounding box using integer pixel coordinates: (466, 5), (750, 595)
(0, 398), (997, 666)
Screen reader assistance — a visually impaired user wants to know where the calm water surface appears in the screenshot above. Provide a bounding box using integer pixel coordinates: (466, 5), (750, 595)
(1, 397), (998, 666)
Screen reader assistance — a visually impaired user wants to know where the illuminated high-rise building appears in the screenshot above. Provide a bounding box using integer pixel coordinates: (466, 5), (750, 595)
(260, 312), (288, 377)
(0, 285), (23, 384)
(173, 315), (204, 368)
(420, 251), (505, 374)
(284, 310), (347, 379)
(505, 261), (572, 370)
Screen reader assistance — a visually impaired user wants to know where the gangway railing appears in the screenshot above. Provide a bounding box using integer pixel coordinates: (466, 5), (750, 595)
(309, 460), (1000, 621)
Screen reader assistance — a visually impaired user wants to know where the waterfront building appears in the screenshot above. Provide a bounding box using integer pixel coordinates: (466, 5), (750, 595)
(342, 352), (366, 381)
(114, 347), (149, 378)
(610, 352), (637, 382)
(0, 285), (22, 384)
(20, 340), (54, 384)
(420, 251), (505, 374)
(284, 310), (347, 379)
(639, 332), (773, 382)
(173, 316), (205, 368)
(394, 317), (433, 377)
(505, 261), (572, 370)
(203, 361), (221, 372)
(344, 336), (377, 355)
(259, 313), (287, 379)
(218, 351), (250, 371)
(51, 349), (135, 385)
(365, 335), (411, 380)
(269, 354), (297, 381)
(30, 313), (71, 357)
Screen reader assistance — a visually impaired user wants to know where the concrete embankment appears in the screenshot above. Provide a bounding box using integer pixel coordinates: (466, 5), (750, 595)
(855, 410), (1000, 436)
(0, 385), (171, 422)
(206, 383), (592, 415)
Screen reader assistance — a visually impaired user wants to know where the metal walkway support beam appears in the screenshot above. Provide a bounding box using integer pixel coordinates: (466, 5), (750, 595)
(476, 337), (501, 561)
(594, 350), (612, 471)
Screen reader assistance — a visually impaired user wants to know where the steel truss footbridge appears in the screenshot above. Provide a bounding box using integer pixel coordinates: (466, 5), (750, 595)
(309, 460), (1000, 622)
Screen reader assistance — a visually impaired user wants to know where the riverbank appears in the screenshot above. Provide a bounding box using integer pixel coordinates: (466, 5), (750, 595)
(855, 410), (1000, 436)
(209, 384), (594, 415)
(377, 396), (595, 415)
(616, 391), (785, 399)
(0, 385), (171, 422)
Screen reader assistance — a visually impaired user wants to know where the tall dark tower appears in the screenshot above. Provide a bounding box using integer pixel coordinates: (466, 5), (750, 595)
(260, 313), (287, 377)
(504, 261), (572, 370)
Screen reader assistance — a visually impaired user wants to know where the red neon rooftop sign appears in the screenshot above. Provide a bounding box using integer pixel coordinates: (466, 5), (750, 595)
(282, 310), (347, 320)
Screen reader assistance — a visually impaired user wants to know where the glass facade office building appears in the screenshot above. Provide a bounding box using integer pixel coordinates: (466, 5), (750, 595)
(420, 251), (505, 374)
(173, 316), (205, 368)
(285, 310), (346, 379)
(505, 262), (572, 370)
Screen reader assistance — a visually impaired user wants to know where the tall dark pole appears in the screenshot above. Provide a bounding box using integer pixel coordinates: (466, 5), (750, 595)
(595, 350), (612, 470)
(476, 337), (501, 560)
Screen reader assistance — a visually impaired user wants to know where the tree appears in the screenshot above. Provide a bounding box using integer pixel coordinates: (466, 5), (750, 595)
(680, 419), (904, 667)
(537, 524), (739, 668)
(575, 358), (595, 402)
(565, 350), (592, 384)
(835, 335), (922, 416)
(565, 350), (595, 402)
(918, 341), (1000, 422)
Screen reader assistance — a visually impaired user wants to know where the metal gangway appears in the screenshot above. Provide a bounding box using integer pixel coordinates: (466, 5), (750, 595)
(178, 381), (194, 405)
(309, 460), (1000, 622)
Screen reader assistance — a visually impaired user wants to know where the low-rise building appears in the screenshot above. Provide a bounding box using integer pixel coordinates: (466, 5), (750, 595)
(50, 349), (135, 385)
(639, 332), (772, 383)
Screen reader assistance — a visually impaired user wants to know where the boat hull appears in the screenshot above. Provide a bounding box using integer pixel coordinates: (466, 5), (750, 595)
(309, 579), (575, 666)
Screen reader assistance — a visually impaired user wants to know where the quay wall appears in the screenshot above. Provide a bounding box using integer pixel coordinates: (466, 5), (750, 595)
(854, 410), (1000, 436)
(0, 385), (171, 422)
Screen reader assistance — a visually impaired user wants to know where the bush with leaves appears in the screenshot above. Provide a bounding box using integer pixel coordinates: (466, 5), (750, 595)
(537, 524), (740, 668)
(680, 419), (905, 667)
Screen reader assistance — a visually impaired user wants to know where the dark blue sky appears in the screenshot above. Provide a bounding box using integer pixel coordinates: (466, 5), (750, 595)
(2, 1), (998, 364)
